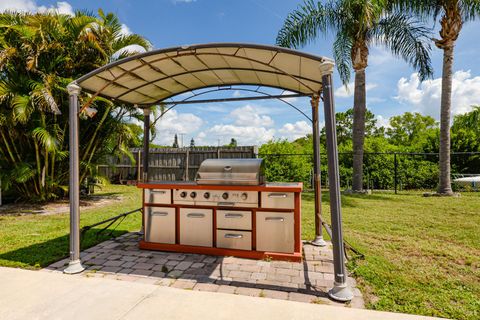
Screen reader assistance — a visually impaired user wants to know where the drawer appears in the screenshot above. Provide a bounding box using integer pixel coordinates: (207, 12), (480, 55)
(179, 208), (212, 247)
(261, 192), (294, 209)
(144, 189), (171, 204)
(216, 210), (252, 230)
(144, 207), (175, 244)
(216, 230), (251, 251)
(256, 211), (294, 253)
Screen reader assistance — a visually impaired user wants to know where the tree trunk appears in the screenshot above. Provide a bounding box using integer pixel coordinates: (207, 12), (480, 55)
(437, 46), (454, 195)
(352, 68), (366, 191)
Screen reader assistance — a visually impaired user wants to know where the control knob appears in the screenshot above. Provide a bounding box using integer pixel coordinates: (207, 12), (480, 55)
(222, 192), (229, 200)
(204, 192), (210, 199)
(240, 192), (248, 200)
(180, 191), (187, 198)
(190, 191), (197, 198)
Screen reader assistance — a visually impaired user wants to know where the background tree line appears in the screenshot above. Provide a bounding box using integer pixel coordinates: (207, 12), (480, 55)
(259, 106), (480, 190)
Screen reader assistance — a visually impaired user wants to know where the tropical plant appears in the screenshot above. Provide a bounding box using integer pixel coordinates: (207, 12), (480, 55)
(276, 0), (433, 192)
(391, 0), (480, 195)
(0, 10), (151, 201)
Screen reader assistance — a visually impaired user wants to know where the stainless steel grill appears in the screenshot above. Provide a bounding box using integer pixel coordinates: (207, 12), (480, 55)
(195, 158), (265, 186)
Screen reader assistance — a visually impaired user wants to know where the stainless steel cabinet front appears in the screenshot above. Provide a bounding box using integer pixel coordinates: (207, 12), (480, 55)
(144, 189), (171, 204)
(216, 210), (252, 230)
(216, 230), (252, 251)
(256, 211), (294, 253)
(260, 192), (294, 209)
(144, 206), (175, 244)
(179, 208), (213, 247)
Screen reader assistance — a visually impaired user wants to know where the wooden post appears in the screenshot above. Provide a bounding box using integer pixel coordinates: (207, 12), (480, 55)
(185, 149), (190, 181)
(137, 150), (141, 181)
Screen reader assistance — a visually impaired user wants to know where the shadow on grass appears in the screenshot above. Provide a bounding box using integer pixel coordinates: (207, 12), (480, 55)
(0, 228), (129, 269)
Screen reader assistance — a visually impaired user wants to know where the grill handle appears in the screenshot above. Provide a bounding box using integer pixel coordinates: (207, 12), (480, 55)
(218, 202), (235, 206)
(186, 213), (206, 218)
(265, 217), (285, 222)
(150, 190), (167, 194)
(150, 211), (169, 217)
(224, 233), (243, 239)
(267, 193), (288, 198)
(225, 213), (244, 219)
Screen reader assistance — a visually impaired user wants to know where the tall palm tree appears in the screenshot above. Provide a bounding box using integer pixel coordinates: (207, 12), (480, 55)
(277, 0), (433, 192)
(391, 1), (480, 195)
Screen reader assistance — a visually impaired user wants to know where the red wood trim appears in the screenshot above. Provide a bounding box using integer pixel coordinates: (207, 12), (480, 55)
(175, 207), (180, 244)
(138, 182), (303, 192)
(294, 192), (301, 253)
(252, 209), (257, 250)
(139, 241), (302, 262)
(143, 203), (297, 213)
(213, 207), (217, 247)
(142, 190), (145, 241)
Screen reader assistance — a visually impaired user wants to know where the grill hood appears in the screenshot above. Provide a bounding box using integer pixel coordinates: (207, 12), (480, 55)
(195, 158), (265, 186)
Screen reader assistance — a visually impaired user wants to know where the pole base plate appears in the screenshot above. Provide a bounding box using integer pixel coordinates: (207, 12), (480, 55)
(311, 236), (327, 247)
(328, 282), (354, 302)
(63, 259), (85, 274)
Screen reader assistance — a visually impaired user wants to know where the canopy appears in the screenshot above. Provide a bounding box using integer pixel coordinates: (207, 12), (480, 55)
(75, 43), (335, 105)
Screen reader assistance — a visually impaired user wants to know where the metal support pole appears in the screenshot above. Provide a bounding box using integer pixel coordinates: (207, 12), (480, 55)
(143, 108), (151, 182)
(322, 74), (353, 301)
(64, 83), (85, 274)
(394, 153), (398, 194)
(310, 94), (326, 247)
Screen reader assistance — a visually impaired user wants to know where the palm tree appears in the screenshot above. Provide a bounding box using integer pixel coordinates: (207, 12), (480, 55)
(0, 10), (151, 201)
(391, 1), (480, 195)
(277, 0), (433, 192)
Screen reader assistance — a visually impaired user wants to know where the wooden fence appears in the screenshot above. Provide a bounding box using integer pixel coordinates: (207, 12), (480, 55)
(97, 146), (257, 183)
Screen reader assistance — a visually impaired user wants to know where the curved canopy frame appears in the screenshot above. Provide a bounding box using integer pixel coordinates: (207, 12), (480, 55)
(74, 43), (334, 106)
(65, 43), (353, 301)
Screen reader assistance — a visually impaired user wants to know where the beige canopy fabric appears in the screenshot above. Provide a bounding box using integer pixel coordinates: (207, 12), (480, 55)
(75, 43), (335, 105)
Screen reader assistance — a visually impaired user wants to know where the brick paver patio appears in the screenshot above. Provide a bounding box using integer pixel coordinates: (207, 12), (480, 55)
(44, 232), (364, 308)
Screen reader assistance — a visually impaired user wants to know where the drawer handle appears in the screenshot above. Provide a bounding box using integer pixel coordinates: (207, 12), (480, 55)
(268, 193), (288, 198)
(218, 202), (235, 206)
(151, 211), (169, 216)
(225, 213), (244, 218)
(224, 233), (243, 239)
(150, 190), (167, 194)
(265, 217), (285, 222)
(187, 213), (205, 218)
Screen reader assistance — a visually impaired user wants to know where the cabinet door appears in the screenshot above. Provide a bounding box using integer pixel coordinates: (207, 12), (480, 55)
(144, 189), (171, 204)
(179, 208), (213, 247)
(144, 206), (175, 244)
(216, 230), (252, 251)
(256, 211), (294, 253)
(261, 192), (294, 209)
(216, 210), (252, 230)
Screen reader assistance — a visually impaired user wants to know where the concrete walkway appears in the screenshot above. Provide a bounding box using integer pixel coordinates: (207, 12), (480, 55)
(0, 267), (438, 320)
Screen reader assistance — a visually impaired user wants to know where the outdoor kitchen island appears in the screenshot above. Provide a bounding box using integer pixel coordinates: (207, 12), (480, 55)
(137, 159), (302, 261)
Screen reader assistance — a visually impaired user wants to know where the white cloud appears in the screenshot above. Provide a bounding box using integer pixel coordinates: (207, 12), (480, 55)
(375, 115), (391, 129)
(199, 125), (275, 146)
(120, 23), (131, 35)
(335, 82), (377, 98)
(1, 0), (74, 15)
(280, 90), (298, 103)
(395, 70), (480, 118)
(278, 121), (312, 140)
(230, 104), (274, 127)
(153, 110), (203, 145)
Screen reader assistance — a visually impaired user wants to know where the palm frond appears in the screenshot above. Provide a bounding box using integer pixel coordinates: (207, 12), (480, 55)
(276, 0), (338, 48)
(333, 29), (353, 85)
(32, 127), (59, 152)
(370, 13), (433, 80)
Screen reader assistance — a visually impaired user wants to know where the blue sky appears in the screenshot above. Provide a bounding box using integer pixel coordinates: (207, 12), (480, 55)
(3, 0), (480, 146)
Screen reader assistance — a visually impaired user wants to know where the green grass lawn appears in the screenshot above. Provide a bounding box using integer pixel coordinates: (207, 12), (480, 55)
(0, 185), (478, 319)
